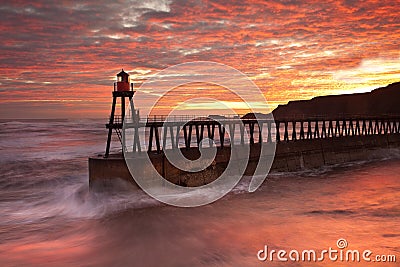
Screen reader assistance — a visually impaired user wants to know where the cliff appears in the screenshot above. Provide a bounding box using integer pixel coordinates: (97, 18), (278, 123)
(272, 82), (400, 120)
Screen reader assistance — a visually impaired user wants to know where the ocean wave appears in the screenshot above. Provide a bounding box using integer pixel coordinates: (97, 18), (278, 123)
(304, 209), (357, 216)
(0, 179), (162, 226)
(1, 119), (400, 225)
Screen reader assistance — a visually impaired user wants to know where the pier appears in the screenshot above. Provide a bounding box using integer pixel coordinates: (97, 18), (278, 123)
(89, 70), (400, 187)
(91, 113), (400, 187)
(118, 115), (400, 153)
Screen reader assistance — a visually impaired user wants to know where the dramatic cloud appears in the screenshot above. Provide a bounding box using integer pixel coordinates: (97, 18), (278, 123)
(0, 0), (399, 118)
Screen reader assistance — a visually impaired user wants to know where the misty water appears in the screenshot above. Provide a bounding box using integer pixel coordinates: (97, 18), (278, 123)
(0, 119), (399, 266)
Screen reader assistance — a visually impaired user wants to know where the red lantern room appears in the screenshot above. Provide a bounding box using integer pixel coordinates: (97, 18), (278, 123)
(115, 69), (133, 91)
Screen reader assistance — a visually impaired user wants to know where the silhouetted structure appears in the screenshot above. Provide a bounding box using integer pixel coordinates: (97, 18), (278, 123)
(91, 81), (400, 186)
(103, 79), (400, 154)
(105, 69), (135, 157)
(123, 115), (399, 153)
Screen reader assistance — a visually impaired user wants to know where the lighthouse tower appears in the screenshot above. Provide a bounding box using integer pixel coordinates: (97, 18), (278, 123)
(104, 69), (135, 157)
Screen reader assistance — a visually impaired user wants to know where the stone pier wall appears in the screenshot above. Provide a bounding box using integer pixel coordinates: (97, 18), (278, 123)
(89, 134), (400, 187)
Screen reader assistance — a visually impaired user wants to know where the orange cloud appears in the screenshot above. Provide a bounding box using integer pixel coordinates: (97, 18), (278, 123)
(0, 0), (399, 118)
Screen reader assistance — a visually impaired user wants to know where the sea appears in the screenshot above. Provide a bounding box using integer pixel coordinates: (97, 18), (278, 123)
(0, 119), (399, 266)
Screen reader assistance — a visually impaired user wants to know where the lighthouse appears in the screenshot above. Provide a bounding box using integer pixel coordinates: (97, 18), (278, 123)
(104, 69), (135, 157)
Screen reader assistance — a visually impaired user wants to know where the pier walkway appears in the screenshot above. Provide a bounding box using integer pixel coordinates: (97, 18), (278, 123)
(109, 114), (400, 153)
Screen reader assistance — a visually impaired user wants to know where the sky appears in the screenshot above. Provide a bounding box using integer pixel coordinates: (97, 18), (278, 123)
(0, 0), (399, 119)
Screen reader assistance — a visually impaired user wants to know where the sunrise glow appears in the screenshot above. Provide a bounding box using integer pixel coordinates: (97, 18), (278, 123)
(0, 0), (399, 118)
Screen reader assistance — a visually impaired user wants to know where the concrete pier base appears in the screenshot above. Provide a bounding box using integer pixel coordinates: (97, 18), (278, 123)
(89, 134), (400, 187)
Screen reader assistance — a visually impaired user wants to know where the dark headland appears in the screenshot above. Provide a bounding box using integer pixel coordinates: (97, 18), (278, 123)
(89, 82), (400, 187)
(273, 82), (400, 120)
